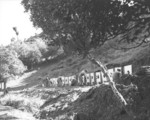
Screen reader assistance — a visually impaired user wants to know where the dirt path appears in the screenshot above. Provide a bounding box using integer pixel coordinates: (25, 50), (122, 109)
(7, 70), (39, 91)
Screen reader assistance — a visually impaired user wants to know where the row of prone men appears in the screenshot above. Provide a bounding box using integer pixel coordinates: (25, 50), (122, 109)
(42, 71), (109, 87)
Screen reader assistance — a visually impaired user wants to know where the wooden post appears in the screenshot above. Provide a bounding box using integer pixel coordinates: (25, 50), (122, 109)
(96, 72), (101, 84)
(4, 80), (6, 90)
(90, 73), (94, 85)
(0, 83), (1, 90)
(86, 73), (90, 85)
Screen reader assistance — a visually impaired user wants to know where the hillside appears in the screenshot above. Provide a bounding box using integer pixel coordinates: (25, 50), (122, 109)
(25, 42), (150, 83)
(6, 38), (150, 91)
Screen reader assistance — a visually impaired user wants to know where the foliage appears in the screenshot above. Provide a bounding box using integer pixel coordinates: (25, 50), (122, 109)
(21, 0), (150, 56)
(26, 36), (48, 54)
(8, 40), (42, 69)
(42, 45), (59, 58)
(0, 47), (26, 79)
(8, 35), (64, 69)
(28, 35), (61, 58)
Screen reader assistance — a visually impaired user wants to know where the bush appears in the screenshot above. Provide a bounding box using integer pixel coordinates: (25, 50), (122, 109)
(0, 47), (27, 79)
(9, 40), (43, 69)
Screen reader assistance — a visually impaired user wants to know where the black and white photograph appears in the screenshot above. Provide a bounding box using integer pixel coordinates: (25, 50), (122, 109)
(0, 0), (150, 120)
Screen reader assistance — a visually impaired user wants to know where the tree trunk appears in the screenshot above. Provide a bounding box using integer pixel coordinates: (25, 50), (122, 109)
(87, 55), (136, 118)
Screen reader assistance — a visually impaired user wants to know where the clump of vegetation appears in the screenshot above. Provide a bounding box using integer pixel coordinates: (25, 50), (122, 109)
(8, 38), (47, 69)
(0, 46), (27, 79)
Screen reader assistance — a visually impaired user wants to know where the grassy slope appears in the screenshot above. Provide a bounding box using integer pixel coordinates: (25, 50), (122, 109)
(7, 40), (150, 91)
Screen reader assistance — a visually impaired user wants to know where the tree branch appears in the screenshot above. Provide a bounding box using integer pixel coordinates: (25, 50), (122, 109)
(87, 54), (136, 118)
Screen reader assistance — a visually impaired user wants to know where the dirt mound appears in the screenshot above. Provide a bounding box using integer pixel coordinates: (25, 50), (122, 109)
(37, 75), (150, 120)
(73, 85), (132, 120)
(73, 75), (150, 120)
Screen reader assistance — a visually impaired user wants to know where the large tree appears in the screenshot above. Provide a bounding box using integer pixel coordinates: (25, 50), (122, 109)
(22, 0), (150, 117)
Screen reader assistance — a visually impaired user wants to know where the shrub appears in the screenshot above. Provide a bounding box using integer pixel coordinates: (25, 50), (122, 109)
(0, 47), (27, 79)
(9, 40), (43, 69)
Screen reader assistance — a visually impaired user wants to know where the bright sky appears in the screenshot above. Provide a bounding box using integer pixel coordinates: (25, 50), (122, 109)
(0, 0), (42, 46)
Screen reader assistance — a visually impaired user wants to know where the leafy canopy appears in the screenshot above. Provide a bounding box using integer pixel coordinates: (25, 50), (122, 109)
(22, 0), (150, 56)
